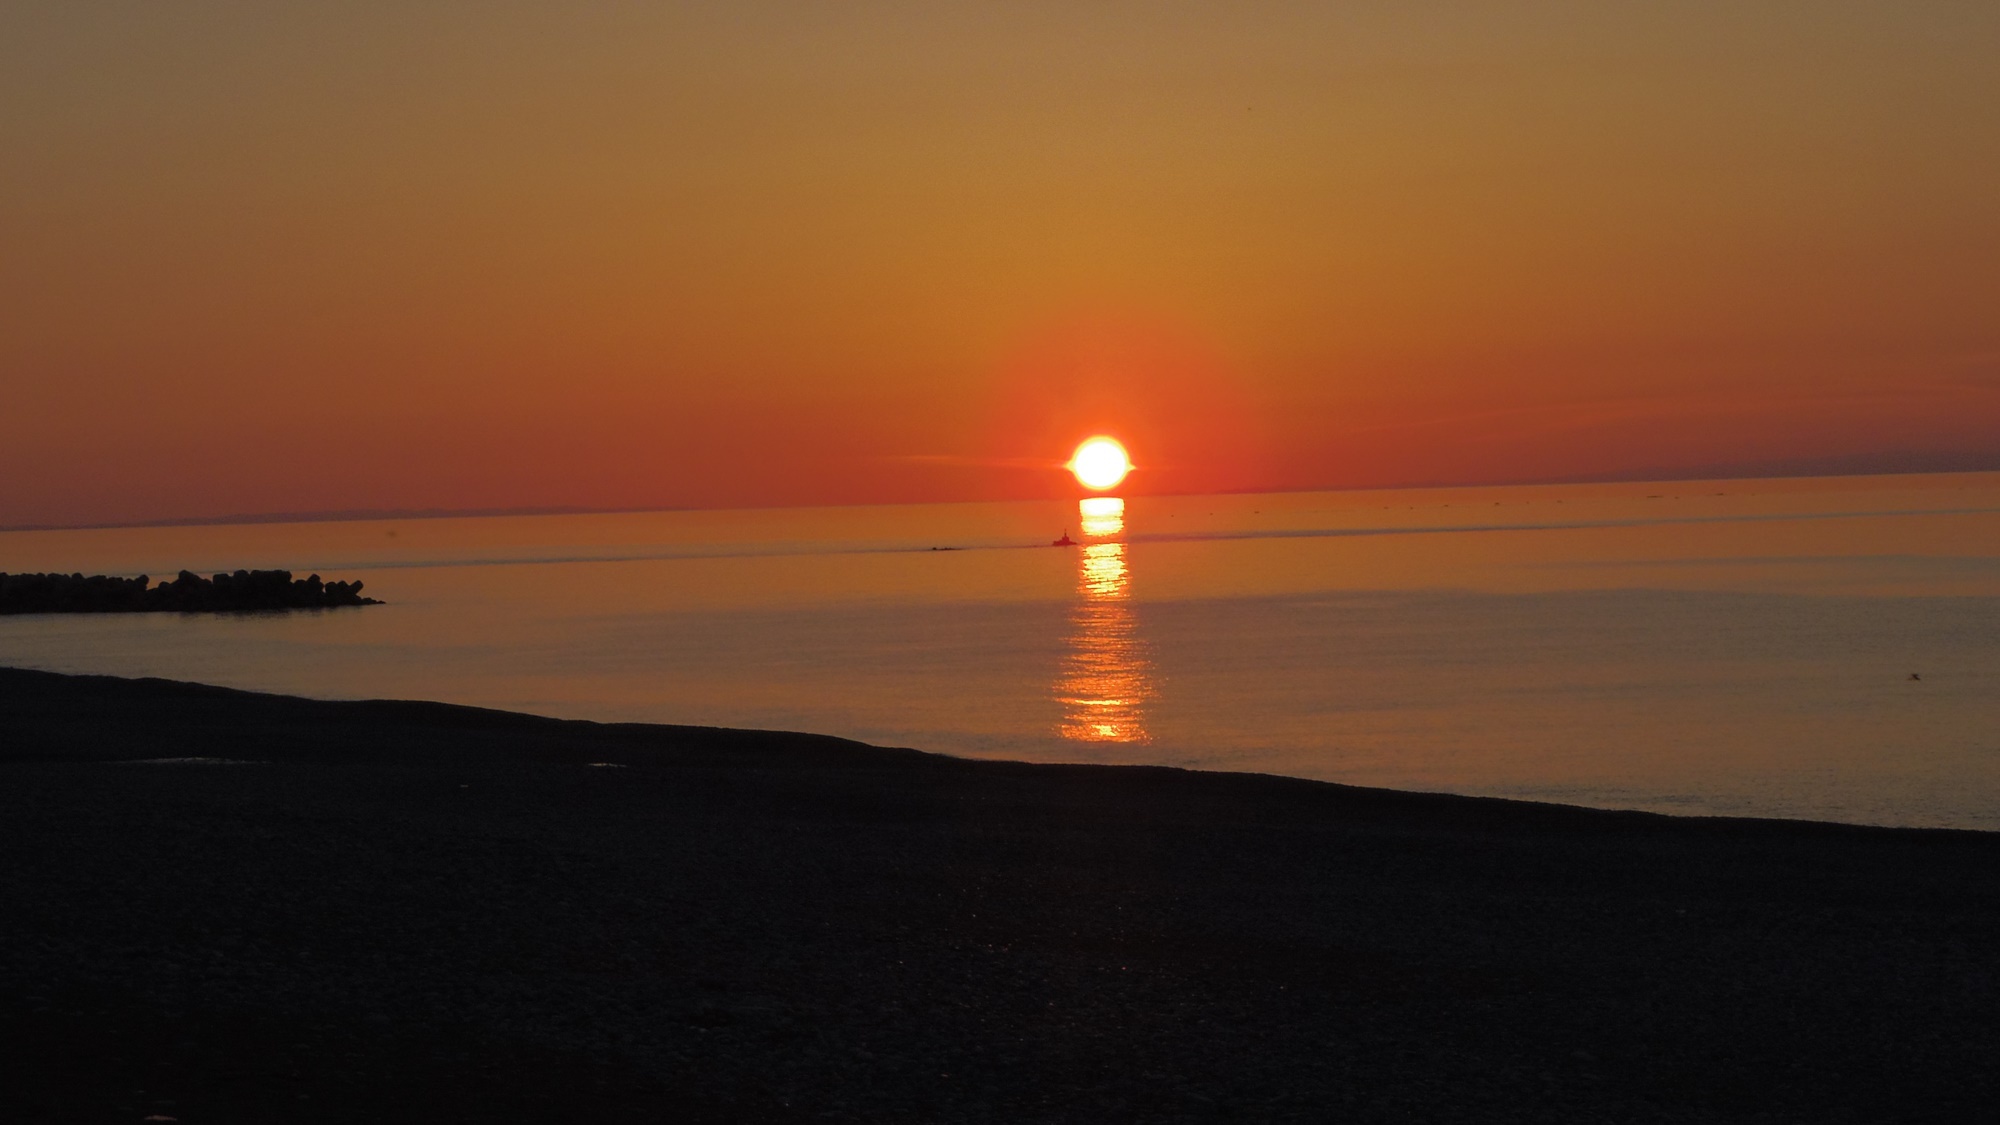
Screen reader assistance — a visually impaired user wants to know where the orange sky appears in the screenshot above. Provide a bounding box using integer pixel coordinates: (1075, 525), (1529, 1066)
(3, 2), (1997, 527)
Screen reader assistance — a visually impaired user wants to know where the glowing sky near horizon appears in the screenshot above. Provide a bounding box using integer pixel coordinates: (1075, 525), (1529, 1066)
(2, 2), (1997, 527)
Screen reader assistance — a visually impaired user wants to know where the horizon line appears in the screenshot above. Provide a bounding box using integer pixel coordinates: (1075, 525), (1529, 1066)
(7, 457), (2000, 535)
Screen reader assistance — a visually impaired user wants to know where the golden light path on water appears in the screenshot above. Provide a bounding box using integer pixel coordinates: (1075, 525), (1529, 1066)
(1055, 496), (1155, 743)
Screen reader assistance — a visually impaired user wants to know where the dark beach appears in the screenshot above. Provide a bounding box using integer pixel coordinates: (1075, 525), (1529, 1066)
(3, 667), (1995, 1123)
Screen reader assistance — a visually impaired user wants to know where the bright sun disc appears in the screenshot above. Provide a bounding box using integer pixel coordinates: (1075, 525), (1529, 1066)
(1069, 437), (1131, 491)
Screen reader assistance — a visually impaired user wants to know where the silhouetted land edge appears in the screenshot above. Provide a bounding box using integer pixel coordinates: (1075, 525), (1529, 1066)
(0, 569), (378, 614)
(3, 667), (1995, 1124)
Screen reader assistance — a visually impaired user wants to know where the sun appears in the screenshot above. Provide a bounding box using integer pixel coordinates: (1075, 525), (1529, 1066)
(1068, 437), (1132, 491)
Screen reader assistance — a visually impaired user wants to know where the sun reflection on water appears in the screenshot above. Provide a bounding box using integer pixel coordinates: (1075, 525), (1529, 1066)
(1056, 497), (1155, 743)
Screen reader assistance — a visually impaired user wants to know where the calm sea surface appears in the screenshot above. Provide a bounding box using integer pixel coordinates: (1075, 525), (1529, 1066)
(6, 473), (2000, 830)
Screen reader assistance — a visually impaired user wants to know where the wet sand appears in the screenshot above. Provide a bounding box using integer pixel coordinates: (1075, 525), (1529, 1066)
(3, 665), (1996, 1123)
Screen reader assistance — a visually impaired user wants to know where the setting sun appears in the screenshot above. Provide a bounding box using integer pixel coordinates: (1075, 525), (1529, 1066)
(1072, 436), (1136, 488)
(1068, 438), (1132, 491)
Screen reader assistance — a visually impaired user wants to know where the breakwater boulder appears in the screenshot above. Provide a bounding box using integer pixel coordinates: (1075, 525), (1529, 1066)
(0, 570), (381, 614)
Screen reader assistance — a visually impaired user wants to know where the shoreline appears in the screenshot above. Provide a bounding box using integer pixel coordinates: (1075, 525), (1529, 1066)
(5, 666), (1998, 1122)
(8, 665), (1988, 838)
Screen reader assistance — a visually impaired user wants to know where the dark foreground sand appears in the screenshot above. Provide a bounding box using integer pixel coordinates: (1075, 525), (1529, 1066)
(3, 667), (1996, 1124)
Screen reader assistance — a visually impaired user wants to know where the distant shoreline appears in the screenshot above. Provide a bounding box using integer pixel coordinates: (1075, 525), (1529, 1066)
(7, 465), (1999, 535)
(0, 503), (668, 535)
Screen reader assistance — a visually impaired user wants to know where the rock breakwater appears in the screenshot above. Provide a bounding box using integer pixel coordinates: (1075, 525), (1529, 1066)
(0, 569), (379, 614)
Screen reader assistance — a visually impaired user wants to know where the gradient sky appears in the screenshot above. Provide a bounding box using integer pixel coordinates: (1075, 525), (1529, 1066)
(4, 1), (1997, 526)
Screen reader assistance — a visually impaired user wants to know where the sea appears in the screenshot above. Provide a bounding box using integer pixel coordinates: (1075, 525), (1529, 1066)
(5, 472), (1999, 831)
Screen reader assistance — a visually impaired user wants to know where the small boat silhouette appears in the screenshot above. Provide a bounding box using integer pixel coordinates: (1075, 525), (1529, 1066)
(1052, 529), (1075, 547)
